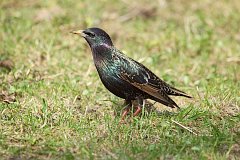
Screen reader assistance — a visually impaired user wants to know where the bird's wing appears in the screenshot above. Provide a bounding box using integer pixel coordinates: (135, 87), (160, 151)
(147, 74), (192, 98)
(135, 61), (192, 98)
(119, 65), (179, 108)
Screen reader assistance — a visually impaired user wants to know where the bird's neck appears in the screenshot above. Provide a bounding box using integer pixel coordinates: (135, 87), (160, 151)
(91, 43), (113, 61)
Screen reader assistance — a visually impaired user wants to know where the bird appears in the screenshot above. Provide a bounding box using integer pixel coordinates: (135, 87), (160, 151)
(71, 27), (191, 121)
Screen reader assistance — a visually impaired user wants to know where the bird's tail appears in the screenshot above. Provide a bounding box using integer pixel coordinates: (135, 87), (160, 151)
(169, 87), (192, 98)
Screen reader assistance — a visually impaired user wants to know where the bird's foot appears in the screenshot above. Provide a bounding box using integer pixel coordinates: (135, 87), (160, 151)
(119, 107), (130, 124)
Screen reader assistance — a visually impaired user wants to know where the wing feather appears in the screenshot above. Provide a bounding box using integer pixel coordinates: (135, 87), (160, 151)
(120, 72), (179, 108)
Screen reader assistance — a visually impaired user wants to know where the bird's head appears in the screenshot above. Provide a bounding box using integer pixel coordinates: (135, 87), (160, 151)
(71, 28), (113, 47)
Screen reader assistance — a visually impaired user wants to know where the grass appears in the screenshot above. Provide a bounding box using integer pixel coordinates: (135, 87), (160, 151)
(0, 0), (240, 159)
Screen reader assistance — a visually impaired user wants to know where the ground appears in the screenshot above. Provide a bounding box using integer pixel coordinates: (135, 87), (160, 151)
(0, 0), (239, 159)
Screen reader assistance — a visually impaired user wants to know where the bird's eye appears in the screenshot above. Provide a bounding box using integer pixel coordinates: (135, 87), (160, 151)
(84, 31), (95, 38)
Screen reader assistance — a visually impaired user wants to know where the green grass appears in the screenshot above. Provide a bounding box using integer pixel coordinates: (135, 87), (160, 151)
(0, 0), (240, 159)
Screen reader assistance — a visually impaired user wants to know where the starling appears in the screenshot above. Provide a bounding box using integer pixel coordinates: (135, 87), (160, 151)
(71, 27), (191, 121)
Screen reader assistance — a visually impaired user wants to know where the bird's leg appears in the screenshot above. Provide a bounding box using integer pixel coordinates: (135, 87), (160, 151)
(120, 99), (132, 122)
(133, 97), (144, 117)
(133, 106), (141, 116)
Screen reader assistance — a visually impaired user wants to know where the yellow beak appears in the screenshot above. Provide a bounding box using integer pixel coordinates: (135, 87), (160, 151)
(70, 30), (86, 37)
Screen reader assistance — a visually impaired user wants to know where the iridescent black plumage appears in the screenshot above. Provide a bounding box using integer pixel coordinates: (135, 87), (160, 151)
(71, 28), (191, 118)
